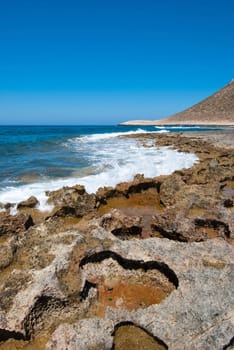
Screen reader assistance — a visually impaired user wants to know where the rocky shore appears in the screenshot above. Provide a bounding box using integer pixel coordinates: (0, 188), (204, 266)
(0, 131), (233, 350)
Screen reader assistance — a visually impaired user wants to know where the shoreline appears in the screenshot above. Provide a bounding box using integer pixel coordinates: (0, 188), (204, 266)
(0, 130), (233, 349)
(1, 129), (234, 215)
(0, 131), (198, 214)
(146, 129), (234, 149)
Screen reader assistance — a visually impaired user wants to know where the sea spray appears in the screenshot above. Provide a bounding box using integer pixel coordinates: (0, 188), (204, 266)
(0, 129), (198, 211)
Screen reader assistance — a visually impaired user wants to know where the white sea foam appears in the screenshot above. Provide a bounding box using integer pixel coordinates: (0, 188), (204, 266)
(0, 132), (198, 213)
(79, 128), (148, 141)
(156, 129), (168, 133)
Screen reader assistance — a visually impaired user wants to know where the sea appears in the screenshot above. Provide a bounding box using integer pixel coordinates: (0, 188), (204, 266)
(0, 124), (225, 212)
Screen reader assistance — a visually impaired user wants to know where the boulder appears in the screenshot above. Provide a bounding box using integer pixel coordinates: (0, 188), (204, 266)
(0, 212), (34, 236)
(17, 196), (39, 209)
(46, 185), (96, 218)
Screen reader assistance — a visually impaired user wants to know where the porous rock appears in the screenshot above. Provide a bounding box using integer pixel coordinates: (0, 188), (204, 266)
(0, 239), (16, 270)
(0, 131), (233, 350)
(100, 209), (143, 239)
(45, 237), (234, 350)
(96, 174), (160, 205)
(0, 212), (34, 236)
(151, 206), (231, 242)
(46, 185), (96, 218)
(17, 196), (39, 209)
(159, 174), (185, 206)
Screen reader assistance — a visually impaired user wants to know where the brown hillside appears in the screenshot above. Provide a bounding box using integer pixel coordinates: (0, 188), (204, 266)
(155, 79), (234, 125)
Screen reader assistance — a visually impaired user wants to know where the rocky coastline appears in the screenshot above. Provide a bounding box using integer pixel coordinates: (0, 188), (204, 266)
(0, 131), (233, 350)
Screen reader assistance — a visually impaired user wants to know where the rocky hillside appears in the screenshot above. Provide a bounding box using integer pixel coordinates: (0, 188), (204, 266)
(156, 79), (234, 125)
(121, 79), (234, 126)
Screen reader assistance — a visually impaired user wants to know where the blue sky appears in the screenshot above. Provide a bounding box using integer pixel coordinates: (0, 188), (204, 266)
(0, 0), (233, 125)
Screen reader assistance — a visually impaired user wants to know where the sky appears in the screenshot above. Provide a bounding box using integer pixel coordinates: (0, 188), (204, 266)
(0, 0), (233, 125)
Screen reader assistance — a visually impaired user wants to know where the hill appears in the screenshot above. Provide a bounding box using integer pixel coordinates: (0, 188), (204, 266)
(121, 80), (234, 126)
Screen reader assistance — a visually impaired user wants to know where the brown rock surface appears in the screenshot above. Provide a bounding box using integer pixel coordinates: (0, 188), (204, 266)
(0, 131), (233, 350)
(46, 185), (96, 218)
(45, 237), (234, 350)
(0, 239), (15, 270)
(17, 196), (39, 209)
(112, 323), (168, 350)
(0, 212), (34, 236)
(100, 209), (143, 239)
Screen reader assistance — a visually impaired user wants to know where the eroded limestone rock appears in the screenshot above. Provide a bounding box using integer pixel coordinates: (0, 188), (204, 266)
(46, 185), (96, 218)
(0, 212), (34, 236)
(0, 132), (233, 350)
(45, 237), (234, 350)
(100, 209), (143, 239)
(0, 239), (16, 270)
(151, 206), (231, 242)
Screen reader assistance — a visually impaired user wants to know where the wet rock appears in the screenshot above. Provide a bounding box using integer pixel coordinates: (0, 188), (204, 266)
(96, 186), (116, 205)
(17, 196), (39, 209)
(97, 187), (163, 238)
(116, 174), (160, 196)
(79, 250), (177, 317)
(46, 185), (86, 203)
(96, 174), (161, 205)
(0, 212), (34, 236)
(46, 185), (96, 218)
(100, 209), (143, 239)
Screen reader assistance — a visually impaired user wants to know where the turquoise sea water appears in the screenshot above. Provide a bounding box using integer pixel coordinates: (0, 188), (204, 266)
(0, 125), (225, 210)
